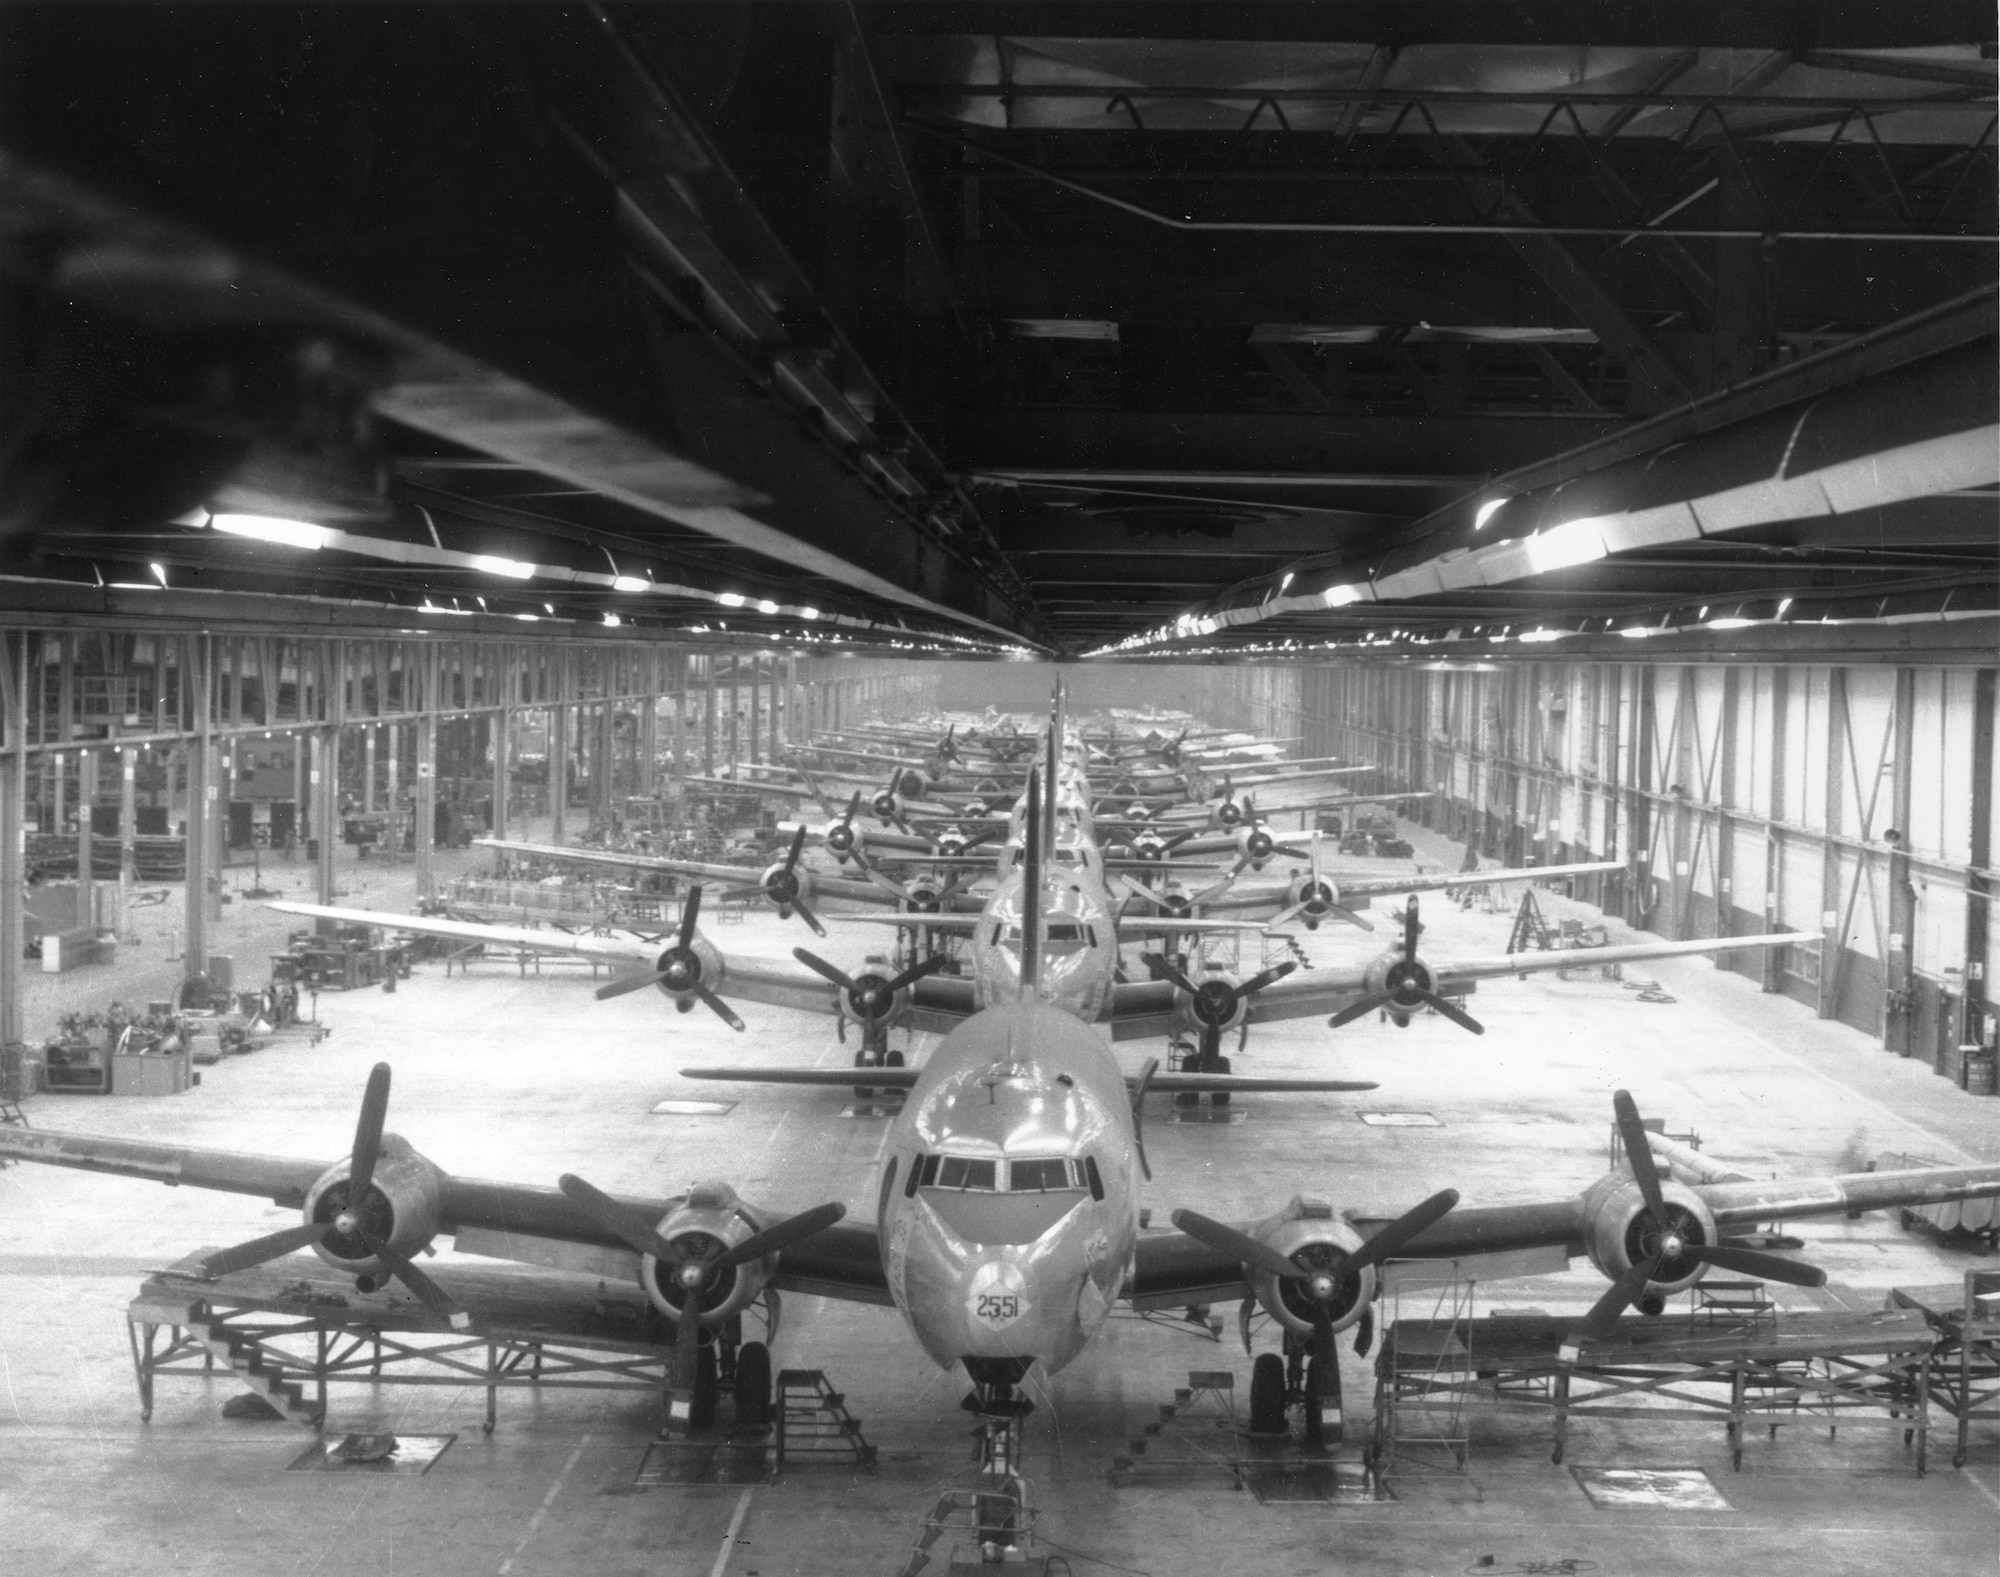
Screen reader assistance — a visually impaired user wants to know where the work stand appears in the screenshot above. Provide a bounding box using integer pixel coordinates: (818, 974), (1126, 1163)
(127, 1252), (684, 1437)
(1372, 1301), (1943, 1475)
(1894, 1271), (2000, 1468)
(1111, 1363), (1385, 1505)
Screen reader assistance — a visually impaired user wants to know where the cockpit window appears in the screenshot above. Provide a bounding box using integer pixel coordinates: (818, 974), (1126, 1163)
(1009, 1158), (1079, 1192)
(935, 1156), (998, 1191)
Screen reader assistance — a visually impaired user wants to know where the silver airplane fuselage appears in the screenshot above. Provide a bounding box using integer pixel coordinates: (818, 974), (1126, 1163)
(872, 727), (1141, 1376)
(877, 998), (1138, 1375)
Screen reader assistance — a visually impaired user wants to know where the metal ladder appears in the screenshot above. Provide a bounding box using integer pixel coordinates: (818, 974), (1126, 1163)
(774, 1369), (876, 1467)
(197, 1318), (323, 1429)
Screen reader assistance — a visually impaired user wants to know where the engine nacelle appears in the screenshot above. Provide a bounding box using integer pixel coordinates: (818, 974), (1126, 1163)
(301, 1135), (446, 1278)
(1246, 1196), (1377, 1337)
(639, 1182), (777, 1328)
(652, 934), (726, 1011)
(1580, 1173), (1720, 1301)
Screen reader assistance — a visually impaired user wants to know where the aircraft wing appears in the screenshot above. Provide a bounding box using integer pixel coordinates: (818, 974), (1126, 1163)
(679, 1066), (1375, 1094)
(1334, 859), (1622, 899)
(1230, 929), (1822, 1026)
(1427, 931), (1824, 992)
(682, 774), (829, 806)
(267, 901), (864, 1020)
(266, 902), (660, 963)
(1131, 1155), (2000, 1310)
(0, 1127), (893, 1307)
(477, 839), (758, 886)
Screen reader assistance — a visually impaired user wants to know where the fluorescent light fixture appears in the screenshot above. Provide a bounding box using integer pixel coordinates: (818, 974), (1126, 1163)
(1524, 518), (1608, 574)
(602, 612), (622, 628)
(611, 575), (649, 593)
(758, 599), (778, 614)
(149, 561), (169, 587)
(1777, 598), (1793, 617)
(420, 600), (472, 616)
(717, 592), (746, 608)
(1706, 616), (1753, 630)
(108, 582), (161, 591)
(514, 612), (539, 622)
(1321, 583), (1365, 607)
(471, 555), (535, 579)
(800, 607), (820, 620)
(210, 513), (333, 550)
(1473, 497), (1509, 532)
(1517, 628), (1565, 642)
(1619, 625), (1655, 639)
(1279, 571), (1294, 592)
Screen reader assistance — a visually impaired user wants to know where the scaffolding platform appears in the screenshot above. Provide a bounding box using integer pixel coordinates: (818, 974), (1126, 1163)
(1372, 1305), (1940, 1475)
(128, 1251), (679, 1435)
(1892, 1272), (2000, 1467)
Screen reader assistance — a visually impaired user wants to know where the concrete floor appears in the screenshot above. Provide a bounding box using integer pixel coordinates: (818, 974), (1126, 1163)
(2, 820), (1997, 1576)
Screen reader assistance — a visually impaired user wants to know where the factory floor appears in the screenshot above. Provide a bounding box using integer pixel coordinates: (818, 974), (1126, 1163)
(2, 824), (1996, 1577)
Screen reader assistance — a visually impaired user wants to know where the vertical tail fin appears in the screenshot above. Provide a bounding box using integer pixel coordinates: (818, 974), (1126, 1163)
(1019, 764), (1042, 998)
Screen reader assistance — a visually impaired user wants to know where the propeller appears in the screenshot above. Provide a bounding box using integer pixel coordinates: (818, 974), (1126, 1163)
(1568, 1092), (1825, 1349)
(559, 1174), (843, 1386)
(1267, 836), (1373, 932)
(1144, 954), (1298, 1065)
(1325, 896), (1484, 1035)
(757, 824), (825, 935)
(822, 791), (865, 860)
(1173, 1188), (1459, 1398)
(593, 887), (746, 1029)
(197, 1064), (466, 1326)
(1129, 1057), (1159, 1182)
(792, 946), (948, 1051)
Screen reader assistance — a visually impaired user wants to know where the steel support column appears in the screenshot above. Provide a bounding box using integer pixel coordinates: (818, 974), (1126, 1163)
(0, 637), (25, 1050)
(1716, 667), (1740, 943)
(414, 648), (437, 902)
(1819, 668), (1850, 1020)
(1885, 668), (1917, 1054)
(1966, 668), (1996, 1042)
(183, 634), (212, 984)
(1763, 668), (1790, 994)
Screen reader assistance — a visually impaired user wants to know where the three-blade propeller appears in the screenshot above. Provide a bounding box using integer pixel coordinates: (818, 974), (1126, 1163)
(196, 1064), (465, 1327)
(792, 946), (948, 1052)
(1172, 1189), (1459, 1396)
(1569, 1092), (1825, 1349)
(557, 1174), (844, 1386)
(1325, 896), (1484, 1036)
(595, 887), (746, 1029)
(1144, 954), (1298, 1064)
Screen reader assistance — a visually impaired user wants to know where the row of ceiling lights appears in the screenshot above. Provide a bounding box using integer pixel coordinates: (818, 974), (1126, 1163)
(141, 510), (1029, 658)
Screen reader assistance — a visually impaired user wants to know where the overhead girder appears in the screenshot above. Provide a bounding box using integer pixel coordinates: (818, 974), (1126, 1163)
(0, 3), (1049, 649)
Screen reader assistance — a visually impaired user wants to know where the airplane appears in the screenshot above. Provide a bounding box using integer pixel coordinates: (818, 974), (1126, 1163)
(8, 731), (1998, 1486)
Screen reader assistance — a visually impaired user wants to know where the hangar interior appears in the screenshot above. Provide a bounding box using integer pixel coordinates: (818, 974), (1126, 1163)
(0, 4), (1995, 1576)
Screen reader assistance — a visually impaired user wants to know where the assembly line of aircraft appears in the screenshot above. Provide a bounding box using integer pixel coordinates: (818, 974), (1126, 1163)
(3, 689), (1999, 1452)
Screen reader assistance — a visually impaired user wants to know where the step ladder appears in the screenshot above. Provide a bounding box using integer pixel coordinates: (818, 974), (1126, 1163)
(1505, 888), (1552, 954)
(0, 1096), (27, 1167)
(774, 1369), (876, 1468)
(197, 1317), (323, 1429)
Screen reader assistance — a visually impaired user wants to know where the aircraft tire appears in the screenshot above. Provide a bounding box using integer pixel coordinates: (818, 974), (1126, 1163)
(1248, 1352), (1286, 1435)
(886, 1050), (905, 1067)
(734, 1341), (773, 1428)
(1210, 1054), (1231, 1106)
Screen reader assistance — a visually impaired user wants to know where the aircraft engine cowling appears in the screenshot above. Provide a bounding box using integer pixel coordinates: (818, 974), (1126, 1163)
(1359, 946), (1435, 1027)
(1580, 1173), (1720, 1299)
(1247, 1202), (1376, 1337)
(301, 1136), (446, 1277)
(638, 1184), (774, 1328)
(652, 934), (726, 1011)
(1293, 876), (1339, 928)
